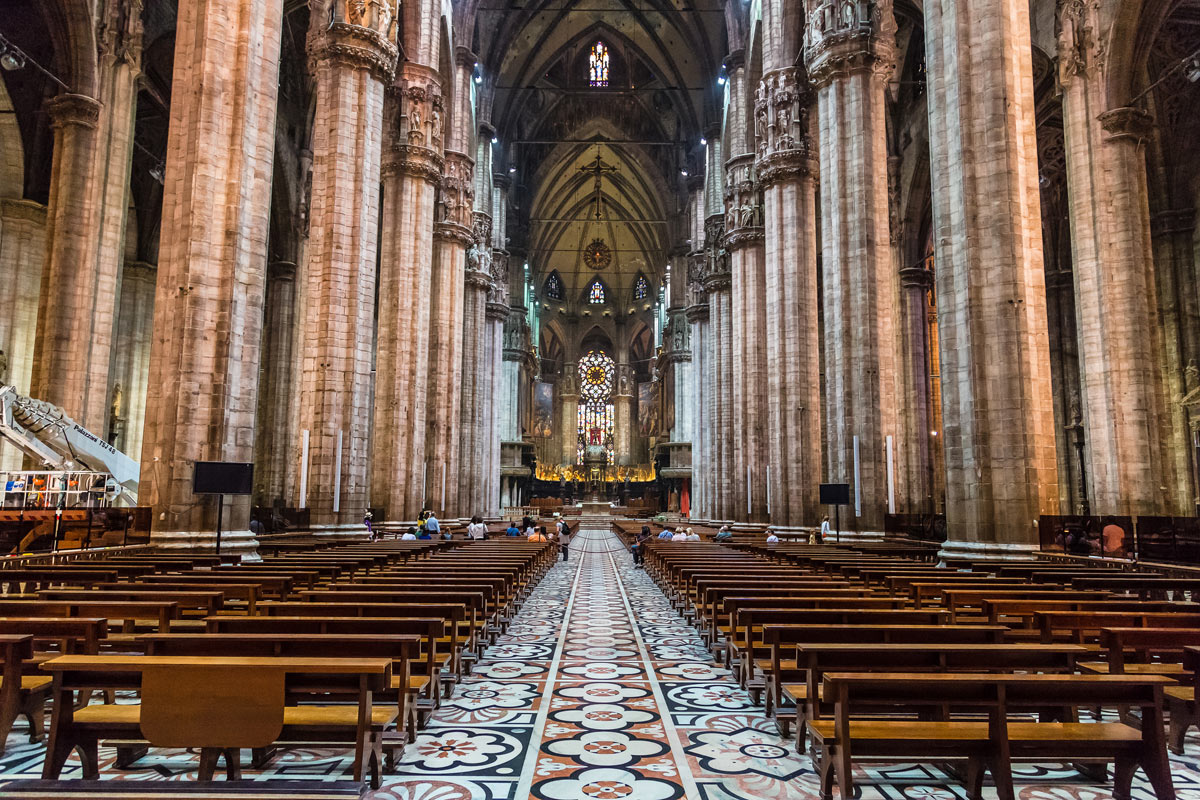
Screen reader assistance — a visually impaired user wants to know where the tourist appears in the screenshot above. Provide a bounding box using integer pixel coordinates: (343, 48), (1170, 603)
(506, 520), (521, 537)
(657, 528), (673, 540)
(820, 515), (832, 541)
(559, 524), (572, 561)
(632, 526), (650, 566)
(528, 526), (549, 543)
(685, 527), (700, 542)
(467, 515), (487, 540)
(441, 528), (454, 541)
(766, 528), (779, 544)
(671, 528), (687, 542)
(424, 511), (441, 537)
(1102, 518), (1126, 557)
(416, 526), (432, 540)
(400, 526), (417, 541)
(363, 509), (374, 540)
(713, 525), (732, 542)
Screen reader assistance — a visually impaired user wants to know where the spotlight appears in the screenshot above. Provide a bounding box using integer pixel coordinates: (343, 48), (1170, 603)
(491, 136), (498, 145)
(717, 76), (726, 86)
(0, 49), (25, 72)
(474, 74), (482, 84)
(149, 161), (165, 184)
(1187, 57), (1200, 83)
(680, 170), (688, 176)
(700, 137), (707, 146)
(509, 166), (516, 173)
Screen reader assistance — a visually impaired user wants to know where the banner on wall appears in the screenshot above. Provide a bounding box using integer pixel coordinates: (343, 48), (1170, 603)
(533, 381), (554, 438)
(638, 381), (658, 437)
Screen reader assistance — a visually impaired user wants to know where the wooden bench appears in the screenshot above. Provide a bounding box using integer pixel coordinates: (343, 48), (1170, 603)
(1167, 645), (1200, 754)
(1035, 611), (1200, 644)
(0, 778), (365, 799)
(0, 634), (49, 752)
(809, 673), (1176, 800)
(41, 655), (396, 787)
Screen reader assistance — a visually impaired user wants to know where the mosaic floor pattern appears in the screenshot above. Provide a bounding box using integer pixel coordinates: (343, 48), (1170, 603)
(3, 525), (1200, 800)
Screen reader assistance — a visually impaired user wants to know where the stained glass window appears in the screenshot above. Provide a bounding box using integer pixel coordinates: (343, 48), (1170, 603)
(633, 275), (649, 300)
(577, 351), (615, 463)
(589, 42), (609, 87)
(589, 280), (606, 304)
(545, 272), (564, 301)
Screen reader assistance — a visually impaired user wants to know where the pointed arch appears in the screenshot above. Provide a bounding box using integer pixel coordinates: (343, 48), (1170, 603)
(585, 275), (609, 305)
(544, 270), (566, 302)
(632, 272), (651, 302)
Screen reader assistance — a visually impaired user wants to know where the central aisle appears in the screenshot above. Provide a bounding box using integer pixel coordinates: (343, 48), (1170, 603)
(387, 525), (815, 800)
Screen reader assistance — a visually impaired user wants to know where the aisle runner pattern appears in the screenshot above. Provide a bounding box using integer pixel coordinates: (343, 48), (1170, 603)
(1, 525), (1199, 800)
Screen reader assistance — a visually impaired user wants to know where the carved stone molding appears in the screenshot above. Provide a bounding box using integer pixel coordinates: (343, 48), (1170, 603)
(382, 143), (444, 184)
(388, 65), (444, 152)
(804, 0), (897, 88)
(723, 154), (764, 250)
(455, 45), (477, 70)
(437, 151), (475, 228)
(1099, 106), (1155, 144)
(755, 67), (815, 167)
(308, 21), (399, 83)
(685, 302), (710, 324)
(1057, 0), (1100, 83)
(46, 94), (101, 130)
(1151, 208), (1196, 236)
(899, 265), (933, 290)
(465, 268), (494, 291)
(98, 0), (143, 64)
(758, 149), (817, 188)
(486, 301), (510, 323)
(268, 260), (298, 282)
(435, 221), (474, 246)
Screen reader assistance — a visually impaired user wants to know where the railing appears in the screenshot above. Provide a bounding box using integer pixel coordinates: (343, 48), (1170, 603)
(0, 542), (153, 569)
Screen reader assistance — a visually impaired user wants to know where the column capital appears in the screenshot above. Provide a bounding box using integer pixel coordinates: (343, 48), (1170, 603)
(493, 173), (513, 190)
(308, 21), (399, 83)
(1151, 208), (1196, 236)
(757, 149), (817, 187)
(486, 300), (510, 322)
(465, 267), (494, 291)
(387, 65), (444, 151)
(686, 173), (705, 193)
(723, 154), (763, 249)
(455, 45), (478, 69)
(268, 260), (297, 281)
(725, 49), (746, 70)
(899, 265), (934, 290)
(46, 93), (101, 130)
(755, 67), (817, 178)
(1098, 106), (1154, 144)
(685, 302), (710, 324)
(804, 0), (897, 88)
(382, 144), (444, 183)
(436, 221), (475, 246)
(437, 150), (475, 228)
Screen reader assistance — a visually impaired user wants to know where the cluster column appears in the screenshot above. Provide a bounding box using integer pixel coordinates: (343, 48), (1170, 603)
(294, 5), (396, 533)
(924, 0), (1058, 551)
(756, 66), (822, 529)
(806, 0), (903, 534)
(703, 216), (733, 522)
(254, 261), (299, 506)
(373, 65), (443, 522)
(139, 0), (284, 553)
(1058, 2), (1175, 516)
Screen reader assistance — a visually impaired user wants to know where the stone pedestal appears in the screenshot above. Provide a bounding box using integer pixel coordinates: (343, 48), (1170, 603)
(139, 0), (284, 556)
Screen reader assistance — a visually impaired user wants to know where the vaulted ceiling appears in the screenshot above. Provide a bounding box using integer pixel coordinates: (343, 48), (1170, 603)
(474, 0), (728, 310)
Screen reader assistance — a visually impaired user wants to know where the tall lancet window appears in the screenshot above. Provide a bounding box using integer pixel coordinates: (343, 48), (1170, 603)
(633, 275), (649, 300)
(589, 42), (609, 87)
(577, 350), (615, 463)
(589, 280), (606, 304)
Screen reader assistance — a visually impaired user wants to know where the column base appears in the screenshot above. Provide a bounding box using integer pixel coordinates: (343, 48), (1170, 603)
(150, 529), (261, 561)
(311, 524), (371, 540)
(937, 538), (1039, 563)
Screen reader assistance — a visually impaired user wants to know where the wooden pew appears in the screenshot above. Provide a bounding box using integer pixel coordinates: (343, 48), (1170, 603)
(0, 601), (179, 635)
(0, 634), (48, 752)
(1035, 610), (1200, 644)
(943, 589), (1113, 623)
(40, 655), (396, 787)
(809, 673), (1176, 800)
(0, 778), (365, 799)
(1166, 645), (1200, 754)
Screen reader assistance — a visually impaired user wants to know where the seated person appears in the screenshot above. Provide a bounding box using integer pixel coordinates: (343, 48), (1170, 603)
(671, 529), (688, 542)
(685, 528), (700, 542)
(401, 526), (417, 541)
(657, 528), (673, 540)
(765, 528), (779, 543)
(506, 521), (521, 537)
(713, 525), (733, 542)
(417, 526), (432, 540)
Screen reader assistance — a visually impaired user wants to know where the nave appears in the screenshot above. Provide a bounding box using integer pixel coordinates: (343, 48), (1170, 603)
(3, 528), (1200, 800)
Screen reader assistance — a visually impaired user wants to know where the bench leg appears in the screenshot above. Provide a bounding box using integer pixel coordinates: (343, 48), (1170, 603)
(76, 736), (100, 780)
(834, 744), (853, 800)
(41, 731), (76, 779)
(814, 744), (836, 800)
(1167, 701), (1195, 756)
(1140, 750), (1179, 800)
(1113, 757), (1137, 800)
(251, 745), (276, 769)
(114, 743), (149, 768)
(23, 693), (47, 743)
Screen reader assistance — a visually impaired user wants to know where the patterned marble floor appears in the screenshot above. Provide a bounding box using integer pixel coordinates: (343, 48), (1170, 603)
(3, 525), (1200, 800)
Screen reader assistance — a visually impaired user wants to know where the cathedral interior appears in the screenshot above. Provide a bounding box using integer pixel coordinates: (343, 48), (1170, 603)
(2, 0), (1200, 549)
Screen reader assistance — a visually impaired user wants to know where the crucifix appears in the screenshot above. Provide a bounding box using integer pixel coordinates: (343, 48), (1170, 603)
(579, 147), (619, 220)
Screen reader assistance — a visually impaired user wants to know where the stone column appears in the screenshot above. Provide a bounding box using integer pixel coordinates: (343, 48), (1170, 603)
(0, 200), (46, 469)
(561, 364), (579, 466)
(806, 1), (902, 535)
(614, 364), (634, 466)
(254, 261), (298, 507)
(500, 310), (527, 442)
(484, 296), (509, 514)
(703, 217), (733, 521)
(108, 260), (156, 463)
(458, 260), (491, 515)
(139, 0), (283, 554)
(374, 65), (443, 522)
(924, 0), (1058, 552)
(686, 299), (709, 519)
(756, 66), (822, 529)
(1045, 267), (1084, 514)
(426, 151), (473, 519)
(899, 264), (936, 512)
(1058, 4), (1174, 515)
(295, 6), (396, 533)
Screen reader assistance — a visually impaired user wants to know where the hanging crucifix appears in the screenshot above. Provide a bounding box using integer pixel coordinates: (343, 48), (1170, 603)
(579, 146), (619, 221)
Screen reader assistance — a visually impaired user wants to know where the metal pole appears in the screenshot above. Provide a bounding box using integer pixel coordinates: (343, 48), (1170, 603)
(215, 494), (224, 556)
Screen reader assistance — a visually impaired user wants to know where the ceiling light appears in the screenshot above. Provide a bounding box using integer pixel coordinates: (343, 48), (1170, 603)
(717, 76), (726, 86)
(475, 75), (482, 84)
(1187, 58), (1200, 83)
(509, 166), (516, 173)
(491, 136), (498, 145)
(0, 49), (25, 72)
(700, 137), (707, 146)
(680, 170), (688, 176)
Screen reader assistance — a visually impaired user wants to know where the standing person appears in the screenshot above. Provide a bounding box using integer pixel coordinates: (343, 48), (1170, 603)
(820, 515), (831, 541)
(555, 515), (566, 539)
(467, 515), (487, 540)
(632, 526), (650, 567)
(559, 523), (572, 562)
(363, 509), (374, 541)
(425, 511), (441, 538)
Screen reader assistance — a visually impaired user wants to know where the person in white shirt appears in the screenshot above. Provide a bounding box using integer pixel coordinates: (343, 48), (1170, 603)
(671, 529), (687, 542)
(820, 516), (832, 541)
(766, 528), (779, 543)
(467, 515), (487, 540)
(685, 528), (700, 542)
(401, 527), (417, 540)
